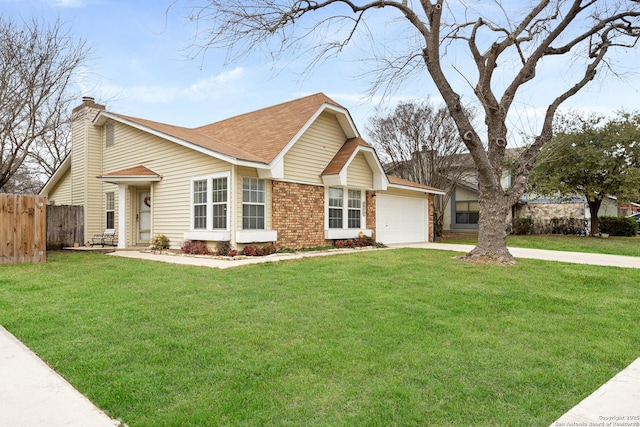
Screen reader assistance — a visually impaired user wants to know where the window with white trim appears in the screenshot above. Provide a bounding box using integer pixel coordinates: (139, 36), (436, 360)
(328, 188), (343, 229)
(105, 192), (115, 229)
(211, 177), (228, 229)
(347, 189), (361, 229)
(328, 187), (364, 229)
(242, 177), (265, 230)
(191, 174), (229, 231)
(193, 179), (207, 229)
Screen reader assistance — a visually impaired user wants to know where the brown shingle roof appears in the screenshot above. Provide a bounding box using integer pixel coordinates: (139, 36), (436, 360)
(108, 93), (343, 165)
(99, 165), (160, 178)
(195, 93), (342, 163)
(387, 175), (444, 193)
(322, 137), (371, 176)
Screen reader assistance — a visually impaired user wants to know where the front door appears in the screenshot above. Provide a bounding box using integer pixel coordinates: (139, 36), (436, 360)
(137, 191), (151, 244)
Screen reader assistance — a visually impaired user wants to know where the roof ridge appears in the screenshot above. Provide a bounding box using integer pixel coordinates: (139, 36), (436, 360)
(193, 92), (337, 131)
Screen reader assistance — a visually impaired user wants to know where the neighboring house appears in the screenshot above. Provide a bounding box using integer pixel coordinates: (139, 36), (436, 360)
(433, 149), (623, 233)
(40, 93), (444, 250)
(437, 151), (515, 233)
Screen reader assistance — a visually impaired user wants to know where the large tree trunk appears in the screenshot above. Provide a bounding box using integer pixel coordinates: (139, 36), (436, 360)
(588, 198), (603, 237)
(460, 186), (515, 265)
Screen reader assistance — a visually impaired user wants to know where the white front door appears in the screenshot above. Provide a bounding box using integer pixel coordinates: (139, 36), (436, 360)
(138, 191), (151, 244)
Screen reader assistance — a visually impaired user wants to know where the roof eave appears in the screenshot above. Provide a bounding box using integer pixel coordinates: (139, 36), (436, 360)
(94, 111), (270, 170)
(39, 155), (71, 196)
(96, 175), (162, 185)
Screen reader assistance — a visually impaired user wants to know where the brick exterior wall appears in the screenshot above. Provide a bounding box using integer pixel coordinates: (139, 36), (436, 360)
(366, 191), (377, 241)
(272, 181), (332, 248)
(429, 196), (435, 242)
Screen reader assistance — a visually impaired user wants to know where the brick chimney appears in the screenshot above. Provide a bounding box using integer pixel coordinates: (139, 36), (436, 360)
(72, 96), (105, 114)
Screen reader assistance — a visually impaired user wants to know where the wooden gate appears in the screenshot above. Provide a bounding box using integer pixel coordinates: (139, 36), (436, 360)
(0, 194), (47, 264)
(46, 205), (84, 250)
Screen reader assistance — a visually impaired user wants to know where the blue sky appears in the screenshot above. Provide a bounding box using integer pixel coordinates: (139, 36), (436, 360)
(2, 0), (640, 142)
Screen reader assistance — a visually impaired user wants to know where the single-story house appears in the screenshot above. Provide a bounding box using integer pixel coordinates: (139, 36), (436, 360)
(40, 93), (443, 250)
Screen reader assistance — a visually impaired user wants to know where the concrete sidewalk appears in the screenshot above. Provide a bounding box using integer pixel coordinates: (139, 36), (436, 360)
(394, 242), (640, 269)
(1, 244), (639, 425)
(0, 325), (122, 427)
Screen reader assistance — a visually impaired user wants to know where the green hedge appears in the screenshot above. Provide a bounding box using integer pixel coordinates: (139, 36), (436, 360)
(599, 216), (639, 237)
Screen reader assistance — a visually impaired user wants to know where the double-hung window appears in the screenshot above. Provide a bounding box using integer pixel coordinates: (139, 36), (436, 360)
(211, 177), (228, 229)
(328, 187), (364, 229)
(455, 201), (479, 225)
(193, 179), (208, 229)
(242, 177), (265, 229)
(328, 188), (344, 229)
(347, 190), (361, 229)
(105, 192), (115, 229)
(191, 174), (229, 231)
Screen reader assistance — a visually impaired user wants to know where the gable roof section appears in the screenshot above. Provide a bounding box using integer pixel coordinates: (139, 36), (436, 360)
(39, 154), (71, 196)
(97, 165), (162, 185)
(321, 137), (388, 190)
(93, 93), (357, 174)
(196, 92), (354, 164)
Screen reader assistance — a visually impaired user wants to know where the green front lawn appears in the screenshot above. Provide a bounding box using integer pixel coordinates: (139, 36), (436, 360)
(440, 233), (640, 257)
(2, 250), (639, 426)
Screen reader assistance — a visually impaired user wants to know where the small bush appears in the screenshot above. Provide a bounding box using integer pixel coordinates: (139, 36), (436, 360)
(599, 216), (638, 237)
(550, 217), (585, 235)
(150, 234), (170, 250)
(241, 243), (278, 256)
(512, 217), (534, 235)
(262, 243), (277, 255)
(215, 241), (232, 256)
(181, 240), (211, 255)
(334, 236), (375, 248)
(227, 249), (238, 257)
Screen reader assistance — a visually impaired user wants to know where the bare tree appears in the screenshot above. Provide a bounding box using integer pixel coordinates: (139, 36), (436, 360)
(366, 100), (467, 234)
(174, 0), (640, 263)
(0, 16), (89, 193)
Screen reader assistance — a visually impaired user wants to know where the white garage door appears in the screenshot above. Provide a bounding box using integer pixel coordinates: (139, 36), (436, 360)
(376, 194), (428, 244)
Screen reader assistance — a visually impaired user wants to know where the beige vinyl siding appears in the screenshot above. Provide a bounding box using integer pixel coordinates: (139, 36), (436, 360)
(346, 152), (373, 189)
(235, 167), (272, 231)
(70, 108), (104, 240)
(48, 168), (72, 204)
(86, 121), (103, 239)
(283, 112), (347, 184)
(455, 186), (477, 201)
(102, 122), (231, 248)
(70, 115), (87, 206)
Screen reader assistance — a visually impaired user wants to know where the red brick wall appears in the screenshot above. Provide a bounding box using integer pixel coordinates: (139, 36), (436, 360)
(272, 181), (332, 248)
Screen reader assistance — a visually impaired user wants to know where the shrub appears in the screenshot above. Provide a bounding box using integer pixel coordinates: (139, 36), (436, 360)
(241, 243), (278, 256)
(227, 249), (238, 257)
(334, 236), (374, 248)
(599, 216), (638, 237)
(150, 234), (170, 250)
(241, 245), (263, 256)
(512, 217), (534, 235)
(215, 241), (232, 256)
(181, 240), (211, 255)
(550, 217), (585, 235)
(262, 243), (277, 255)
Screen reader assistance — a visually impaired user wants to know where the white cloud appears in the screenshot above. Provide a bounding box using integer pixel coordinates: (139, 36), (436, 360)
(182, 67), (245, 101)
(49, 0), (86, 8)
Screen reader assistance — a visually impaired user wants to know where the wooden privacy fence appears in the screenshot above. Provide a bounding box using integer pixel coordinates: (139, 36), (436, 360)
(46, 204), (84, 250)
(0, 194), (47, 264)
